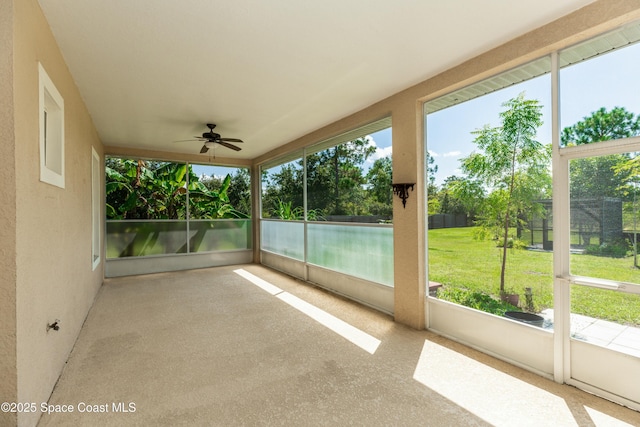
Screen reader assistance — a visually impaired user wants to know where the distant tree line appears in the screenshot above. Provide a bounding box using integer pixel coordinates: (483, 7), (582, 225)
(428, 104), (640, 227)
(261, 137), (395, 220)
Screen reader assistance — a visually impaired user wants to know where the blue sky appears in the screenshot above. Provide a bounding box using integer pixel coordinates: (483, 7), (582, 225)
(425, 42), (640, 185)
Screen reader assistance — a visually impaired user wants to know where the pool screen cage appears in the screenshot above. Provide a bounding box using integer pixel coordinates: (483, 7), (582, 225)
(528, 197), (623, 250)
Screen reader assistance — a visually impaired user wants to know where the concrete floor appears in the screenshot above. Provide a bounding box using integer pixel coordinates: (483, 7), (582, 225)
(39, 265), (640, 426)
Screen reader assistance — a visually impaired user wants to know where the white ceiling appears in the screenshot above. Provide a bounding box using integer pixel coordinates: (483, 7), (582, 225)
(38, 0), (595, 160)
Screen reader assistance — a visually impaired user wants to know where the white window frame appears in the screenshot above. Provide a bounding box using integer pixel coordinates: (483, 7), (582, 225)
(38, 62), (65, 188)
(91, 147), (101, 270)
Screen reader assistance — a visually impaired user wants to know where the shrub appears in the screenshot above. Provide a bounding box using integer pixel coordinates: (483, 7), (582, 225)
(438, 286), (520, 316)
(495, 237), (528, 249)
(471, 226), (493, 241)
(583, 238), (630, 258)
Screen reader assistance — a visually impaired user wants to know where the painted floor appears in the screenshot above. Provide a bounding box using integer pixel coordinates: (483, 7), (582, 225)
(38, 265), (640, 426)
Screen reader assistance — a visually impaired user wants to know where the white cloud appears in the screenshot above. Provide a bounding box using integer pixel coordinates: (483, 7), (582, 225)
(428, 149), (439, 158)
(364, 135), (392, 167)
(443, 150), (461, 158)
(371, 145), (393, 160)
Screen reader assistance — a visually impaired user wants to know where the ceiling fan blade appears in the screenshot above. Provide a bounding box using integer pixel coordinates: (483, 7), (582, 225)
(172, 138), (201, 143)
(216, 141), (242, 151)
(199, 144), (209, 154)
(219, 138), (243, 143)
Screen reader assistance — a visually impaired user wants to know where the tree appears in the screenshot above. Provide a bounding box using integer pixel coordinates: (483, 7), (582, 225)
(425, 152), (441, 215)
(614, 155), (640, 267)
(437, 175), (486, 221)
(366, 156), (393, 216)
(427, 151), (438, 184)
(306, 138), (375, 216)
(561, 107), (639, 202)
(461, 93), (548, 296)
(261, 137), (387, 219)
(228, 168), (252, 217)
(261, 162), (304, 218)
(561, 107), (640, 146)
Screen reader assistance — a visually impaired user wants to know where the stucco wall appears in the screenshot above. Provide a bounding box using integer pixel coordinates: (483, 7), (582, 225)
(13, 0), (104, 426)
(0, 0), (18, 425)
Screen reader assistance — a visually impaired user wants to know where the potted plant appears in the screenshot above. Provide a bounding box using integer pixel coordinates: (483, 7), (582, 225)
(504, 287), (545, 327)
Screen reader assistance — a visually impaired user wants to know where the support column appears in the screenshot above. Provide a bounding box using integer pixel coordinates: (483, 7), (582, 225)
(392, 98), (426, 329)
(250, 164), (262, 263)
(0, 0), (18, 425)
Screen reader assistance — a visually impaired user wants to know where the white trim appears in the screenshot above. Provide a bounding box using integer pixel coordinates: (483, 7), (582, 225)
(38, 62), (65, 188)
(428, 298), (554, 379)
(91, 147), (101, 270)
(105, 250), (253, 277)
(567, 275), (640, 295)
(559, 136), (640, 159)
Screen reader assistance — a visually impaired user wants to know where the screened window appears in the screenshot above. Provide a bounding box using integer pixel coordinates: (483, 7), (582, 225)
(258, 119), (394, 287)
(306, 119), (392, 223)
(105, 158), (251, 258)
(559, 22), (640, 147)
(189, 164), (251, 220)
(425, 59), (553, 320)
(261, 157), (304, 220)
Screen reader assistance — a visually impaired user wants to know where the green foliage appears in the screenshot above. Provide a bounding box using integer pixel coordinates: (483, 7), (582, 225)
(272, 200), (304, 220)
(306, 138), (376, 216)
(471, 226), (493, 241)
(583, 239), (631, 258)
(261, 163), (304, 218)
(366, 156), (393, 216)
(429, 226), (640, 325)
(511, 238), (528, 250)
(271, 200), (325, 221)
(496, 237), (528, 250)
(437, 175), (486, 219)
(461, 93), (549, 294)
(562, 107), (639, 202)
(105, 158), (248, 220)
(262, 139), (395, 220)
(438, 287), (519, 316)
(570, 154), (631, 201)
(561, 107), (640, 146)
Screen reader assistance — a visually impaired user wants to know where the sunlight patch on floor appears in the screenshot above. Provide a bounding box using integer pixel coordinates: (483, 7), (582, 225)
(413, 339), (578, 426)
(234, 268), (283, 295)
(584, 406), (637, 427)
(234, 269), (381, 354)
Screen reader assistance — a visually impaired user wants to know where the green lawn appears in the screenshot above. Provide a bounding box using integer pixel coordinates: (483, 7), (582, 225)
(428, 227), (640, 326)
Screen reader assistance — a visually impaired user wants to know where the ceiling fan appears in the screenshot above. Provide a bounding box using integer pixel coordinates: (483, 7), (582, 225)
(188, 123), (243, 153)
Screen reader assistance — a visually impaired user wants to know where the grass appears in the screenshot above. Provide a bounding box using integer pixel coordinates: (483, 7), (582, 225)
(428, 226), (640, 326)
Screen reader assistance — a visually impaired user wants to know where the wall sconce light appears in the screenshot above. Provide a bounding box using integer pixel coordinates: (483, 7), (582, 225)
(392, 183), (415, 208)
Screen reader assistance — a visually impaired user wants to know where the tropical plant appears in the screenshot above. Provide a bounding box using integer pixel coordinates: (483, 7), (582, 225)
(272, 199), (304, 220)
(105, 158), (247, 220)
